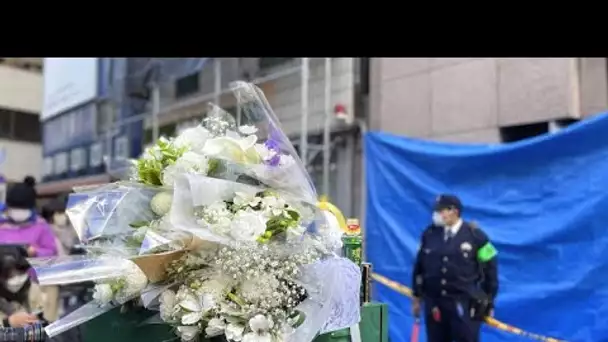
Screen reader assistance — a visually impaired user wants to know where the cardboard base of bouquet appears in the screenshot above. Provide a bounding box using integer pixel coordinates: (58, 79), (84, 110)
(80, 302), (389, 342)
(131, 250), (186, 283)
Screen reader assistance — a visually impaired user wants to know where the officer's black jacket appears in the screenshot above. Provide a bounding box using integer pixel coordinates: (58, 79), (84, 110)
(412, 221), (499, 307)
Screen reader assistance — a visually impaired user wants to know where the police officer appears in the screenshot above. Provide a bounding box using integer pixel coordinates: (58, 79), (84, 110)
(411, 194), (498, 342)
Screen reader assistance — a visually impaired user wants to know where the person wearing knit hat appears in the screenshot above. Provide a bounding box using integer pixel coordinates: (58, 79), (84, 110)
(0, 180), (57, 259)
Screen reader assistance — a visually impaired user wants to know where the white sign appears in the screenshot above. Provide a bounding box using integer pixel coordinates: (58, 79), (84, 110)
(70, 148), (86, 171)
(90, 143), (103, 167)
(42, 58), (98, 121)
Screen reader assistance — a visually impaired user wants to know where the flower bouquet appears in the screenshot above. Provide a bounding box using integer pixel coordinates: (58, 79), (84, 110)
(32, 81), (361, 342)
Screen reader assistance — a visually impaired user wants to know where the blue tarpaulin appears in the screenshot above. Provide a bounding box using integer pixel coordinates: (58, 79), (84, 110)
(365, 113), (608, 342)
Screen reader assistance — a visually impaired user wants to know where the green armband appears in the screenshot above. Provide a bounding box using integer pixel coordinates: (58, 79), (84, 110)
(477, 242), (497, 262)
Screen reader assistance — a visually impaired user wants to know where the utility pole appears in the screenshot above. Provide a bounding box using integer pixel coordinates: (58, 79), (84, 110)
(300, 58), (309, 166)
(322, 58), (332, 196)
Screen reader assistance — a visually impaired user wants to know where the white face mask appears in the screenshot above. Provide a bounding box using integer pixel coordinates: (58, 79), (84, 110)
(53, 213), (68, 226)
(7, 209), (32, 223)
(432, 211), (445, 226)
(5, 274), (29, 293)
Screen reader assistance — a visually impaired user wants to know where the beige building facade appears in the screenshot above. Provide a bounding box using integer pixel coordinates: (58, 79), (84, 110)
(0, 58), (44, 183)
(369, 58), (608, 143)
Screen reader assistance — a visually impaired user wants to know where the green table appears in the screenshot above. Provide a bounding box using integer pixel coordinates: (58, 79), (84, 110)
(82, 302), (388, 342)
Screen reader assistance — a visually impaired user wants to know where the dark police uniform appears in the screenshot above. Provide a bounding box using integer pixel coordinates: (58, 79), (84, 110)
(412, 195), (498, 342)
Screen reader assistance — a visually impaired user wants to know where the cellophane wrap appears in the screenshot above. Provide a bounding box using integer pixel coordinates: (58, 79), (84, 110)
(34, 81), (360, 342)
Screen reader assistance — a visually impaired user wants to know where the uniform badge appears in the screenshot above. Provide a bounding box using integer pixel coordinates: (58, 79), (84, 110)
(460, 242), (472, 252)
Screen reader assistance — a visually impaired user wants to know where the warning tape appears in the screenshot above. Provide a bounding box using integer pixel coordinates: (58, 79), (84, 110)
(371, 273), (565, 342)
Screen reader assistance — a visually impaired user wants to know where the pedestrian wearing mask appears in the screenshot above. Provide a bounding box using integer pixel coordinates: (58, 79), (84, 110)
(0, 182), (57, 258)
(0, 246), (45, 328)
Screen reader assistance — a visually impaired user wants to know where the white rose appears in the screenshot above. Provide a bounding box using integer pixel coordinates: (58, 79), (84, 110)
(202, 135), (259, 163)
(177, 326), (200, 341)
(174, 126), (210, 153)
(205, 317), (226, 337)
(150, 191), (173, 216)
(229, 211), (267, 241)
(159, 290), (176, 322)
(225, 323), (245, 341)
(92, 283), (114, 305)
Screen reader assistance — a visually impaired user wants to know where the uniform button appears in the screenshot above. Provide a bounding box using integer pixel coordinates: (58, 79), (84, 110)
(443, 256), (448, 262)
(441, 279), (446, 285)
(441, 290), (447, 296)
(441, 267), (447, 274)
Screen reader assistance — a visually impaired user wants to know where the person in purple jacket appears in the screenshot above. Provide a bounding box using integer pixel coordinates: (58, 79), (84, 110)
(0, 181), (57, 258)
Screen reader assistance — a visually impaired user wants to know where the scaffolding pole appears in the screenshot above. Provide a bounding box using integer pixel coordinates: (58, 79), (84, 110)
(300, 58), (310, 166)
(151, 83), (160, 143)
(322, 58), (332, 196)
(214, 59), (222, 104)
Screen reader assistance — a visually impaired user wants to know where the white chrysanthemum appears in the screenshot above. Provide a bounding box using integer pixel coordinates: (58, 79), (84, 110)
(150, 191), (173, 216)
(92, 284), (113, 305)
(205, 317), (226, 337)
(174, 125), (210, 153)
(286, 225), (307, 242)
(159, 290), (177, 322)
(162, 152), (210, 187)
(197, 277), (230, 302)
(229, 211), (267, 241)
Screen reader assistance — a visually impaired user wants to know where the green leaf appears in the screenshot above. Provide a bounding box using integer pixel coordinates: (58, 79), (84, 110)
(129, 221), (149, 228)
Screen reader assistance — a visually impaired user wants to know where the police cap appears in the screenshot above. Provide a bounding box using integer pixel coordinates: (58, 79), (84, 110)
(434, 194), (462, 212)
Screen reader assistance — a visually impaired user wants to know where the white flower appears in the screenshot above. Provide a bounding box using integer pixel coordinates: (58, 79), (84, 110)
(261, 196), (287, 217)
(177, 326), (200, 342)
(225, 323), (245, 341)
(233, 191), (262, 208)
(229, 211), (267, 241)
(114, 263), (149, 303)
(253, 144), (278, 163)
(242, 315), (274, 342)
(202, 135), (260, 164)
(205, 317), (226, 337)
(238, 125), (258, 135)
(150, 191), (173, 216)
(174, 125), (210, 153)
(179, 292), (216, 325)
(162, 152), (210, 187)
(159, 290), (176, 322)
(92, 283), (113, 305)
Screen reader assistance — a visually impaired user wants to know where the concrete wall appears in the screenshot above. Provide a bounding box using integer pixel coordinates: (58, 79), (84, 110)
(369, 58), (607, 143)
(0, 139), (42, 182)
(0, 65), (43, 113)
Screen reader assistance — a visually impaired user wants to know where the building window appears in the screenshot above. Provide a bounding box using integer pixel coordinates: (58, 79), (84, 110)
(258, 58), (294, 70)
(500, 122), (549, 143)
(175, 73), (200, 98)
(0, 108), (40, 143)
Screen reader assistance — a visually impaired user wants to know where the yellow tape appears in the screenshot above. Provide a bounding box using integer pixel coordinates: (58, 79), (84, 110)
(371, 273), (565, 342)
